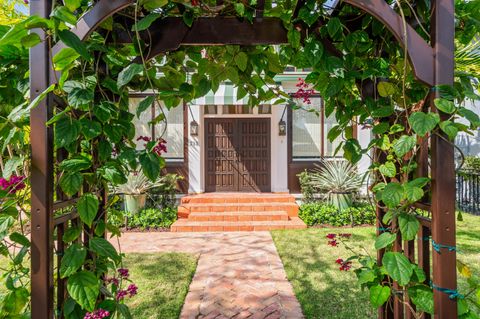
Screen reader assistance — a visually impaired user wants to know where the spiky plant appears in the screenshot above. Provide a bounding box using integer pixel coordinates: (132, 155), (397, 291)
(112, 171), (174, 195)
(309, 160), (363, 210)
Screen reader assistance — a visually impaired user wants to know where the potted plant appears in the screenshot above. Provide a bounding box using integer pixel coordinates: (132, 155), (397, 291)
(308, 159), (364, 211)
(112, 171), (170, 215)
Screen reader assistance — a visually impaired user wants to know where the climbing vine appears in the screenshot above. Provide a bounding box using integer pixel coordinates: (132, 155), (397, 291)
(0, 0), (480, 318)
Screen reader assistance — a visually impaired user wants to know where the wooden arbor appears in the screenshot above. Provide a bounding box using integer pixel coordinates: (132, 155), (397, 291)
(29, 0), (456, 318)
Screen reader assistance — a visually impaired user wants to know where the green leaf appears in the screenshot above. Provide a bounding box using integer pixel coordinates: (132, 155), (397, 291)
(9, 232), (30, 247)
(393, 135), (416, 157)
(60, 243), (87, 278)
(132, 13), (161, 31)
(235, 52), (248, 72)
(434, 98), (456, 114)
(287, 28), (301, 49)
(377, 82), (396, 97)
(381, 182), (404, 208)
(67, 271), (100, 312)
(140, 152), (161, 181)
(98, 163), (127, 185)
(55, 117), (81, 148)
(98, 140), (113, 161)
(304, 38), (324, 67)
(59, 172), (83, 197)
(439, 120), (459, 140)
(408, 285), (434, 314)
(81, 119), (102, 140)
(372, 122), (390, 135)
(2, 288), (29, 314)
(117, 63), (144, 88)
(77, 193), (99, 227)
(408, 112), (440, 137)
(68, 87), (94, 109)
(369, 285), (391, 308)
(375, 232), (397, 250)
(94, 102), (114, 123)
(408, 177), (429, 188)
(59, 156), (91, 172)
(64, 0), (82, 12)
(8, 84), (56, 122)
(21, 33), (41, 47)
(458, 107), (480, 127)
(63, 226), (82, 243)
(58, 30), (91, 60)
(182, 10), (194, 27)
(3, 156), (23, 179)
(142, 0), (168, 10)
(327, 17), (342, 38)
(411, 265), (426, 283)
(117, 304), (133, 319)
(89, 237), (120, 263)
(136, 96), (155, 118)
(53, 47), (80, 71)
(398, 213), (420, 241)
(379, 162), (396, 178)
(234, 3), (245, 16)
(382, 252), (413, 286)
(404, 183), (424, 203)
(51, 6), (77, 25)
(195, 78), (211, 98)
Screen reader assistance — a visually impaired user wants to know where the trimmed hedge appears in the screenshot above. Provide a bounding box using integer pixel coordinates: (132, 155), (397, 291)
(299, 202), (376, 227)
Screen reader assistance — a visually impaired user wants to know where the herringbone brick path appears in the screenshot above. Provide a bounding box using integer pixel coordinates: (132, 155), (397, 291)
(115, 232), (304, 319)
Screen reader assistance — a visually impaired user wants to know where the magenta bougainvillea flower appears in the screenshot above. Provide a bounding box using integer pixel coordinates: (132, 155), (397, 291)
(326, 233), (336, 239)
(0, 175), (26, 194)
(116, 289), (128, 301)
(293, 78), (315, 105)
(84, 309), (110, 319)
(339, 233), (352, 238)
(127, 283), (138, 297)
(327, 240), (338, 247)
(104, 276), (119, 287)
(117, 268), (129, 279)
(137, 136), (167, 156)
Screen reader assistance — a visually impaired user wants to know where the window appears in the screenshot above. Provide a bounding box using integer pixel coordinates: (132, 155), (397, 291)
(204, 105), (272, 115)
(291, 96), (344, 160)
(129, 97), (184, 160)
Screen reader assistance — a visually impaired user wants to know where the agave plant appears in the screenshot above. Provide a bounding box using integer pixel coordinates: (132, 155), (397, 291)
(309, 160), (363, 210)
(112, 171), (178, 214)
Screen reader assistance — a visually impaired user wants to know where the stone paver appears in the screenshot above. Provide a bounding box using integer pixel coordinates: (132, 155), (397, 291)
(115, 232), (304, 319)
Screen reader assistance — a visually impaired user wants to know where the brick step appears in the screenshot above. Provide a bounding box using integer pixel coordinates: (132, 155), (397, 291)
(170, 217), (307, 232)
(181, 193), (295, 204)
(178, 202), (299, 217)
(188, 211), (289, 222)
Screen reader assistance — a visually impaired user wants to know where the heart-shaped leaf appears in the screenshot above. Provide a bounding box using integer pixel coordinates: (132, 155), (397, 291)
(67, 271), (100, 312)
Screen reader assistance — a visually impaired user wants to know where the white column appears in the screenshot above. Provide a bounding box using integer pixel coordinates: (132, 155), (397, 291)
(357, 124), (372, 194)
(271, 105), (289, 193)
(188, 104), (204, 193)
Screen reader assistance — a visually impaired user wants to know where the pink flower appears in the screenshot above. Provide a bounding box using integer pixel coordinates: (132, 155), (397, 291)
(326, 234), (336, 239)
(104, 276), (119, 287)
(0, 175), (26, 194)
(118, 268), (129, 279)
(293, 78), (315, 104)
(127, 283), (138, 297)
(339, 261), (352, 271)
(116, 289), (128, 301)
(335, 258), (344, 264)
(84, 309), (110, 319)
(339, 233), (352, 239)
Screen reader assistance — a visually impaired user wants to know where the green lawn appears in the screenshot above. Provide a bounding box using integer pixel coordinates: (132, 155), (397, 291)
(124, 253), (197, 319)
(272, 213), (480, 319)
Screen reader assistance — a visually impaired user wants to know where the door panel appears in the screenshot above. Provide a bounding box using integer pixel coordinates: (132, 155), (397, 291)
(205, 118), (271, 192)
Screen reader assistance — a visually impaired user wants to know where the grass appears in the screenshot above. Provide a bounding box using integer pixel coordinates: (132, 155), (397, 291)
(124, 253), (197, 319)
(272, 213), (480, 319)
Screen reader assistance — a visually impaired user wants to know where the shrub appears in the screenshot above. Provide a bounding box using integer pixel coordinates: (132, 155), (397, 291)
(299, 202), (375, 227)
(297, 170), (315, 203)
(127, 207), (177, 229)
(464, 156), (480, 172)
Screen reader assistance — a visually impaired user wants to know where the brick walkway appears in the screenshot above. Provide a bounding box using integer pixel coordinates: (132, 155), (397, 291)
(116, 232), (304, 319)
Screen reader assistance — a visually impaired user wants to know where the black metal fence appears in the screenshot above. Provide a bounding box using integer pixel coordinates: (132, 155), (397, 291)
(456, 169), (480, 215)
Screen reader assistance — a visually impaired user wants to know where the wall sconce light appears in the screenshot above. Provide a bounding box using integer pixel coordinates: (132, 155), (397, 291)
(190, 120), (199, 136)
(278, 119), (286, 136)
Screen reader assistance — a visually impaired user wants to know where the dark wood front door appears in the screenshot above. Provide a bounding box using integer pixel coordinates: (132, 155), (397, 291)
(205, 118), (271, 192)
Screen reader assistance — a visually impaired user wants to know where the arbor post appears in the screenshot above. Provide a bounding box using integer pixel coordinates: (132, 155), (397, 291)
(30, 0), (55, 317)
(430, 0), (457, 318)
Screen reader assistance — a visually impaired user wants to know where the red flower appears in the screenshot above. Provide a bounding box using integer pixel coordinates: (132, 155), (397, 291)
(326, 233), (336, 239)
(339, 261), (352, 271)
(335, 258), (344, 264)
(293, 78), (315, 104)
(328, 240), (338, 247)
(339, 233), (352, 239)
